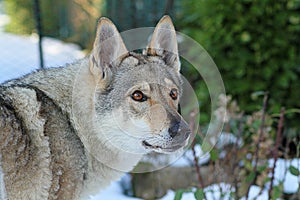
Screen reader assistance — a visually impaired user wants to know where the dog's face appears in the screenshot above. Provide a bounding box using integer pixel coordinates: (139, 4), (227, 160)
(90, 16), (191, 154)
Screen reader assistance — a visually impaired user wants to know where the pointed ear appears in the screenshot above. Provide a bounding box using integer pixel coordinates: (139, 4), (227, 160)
(90, 17), (128, 87)
(146, 15), (180, 71)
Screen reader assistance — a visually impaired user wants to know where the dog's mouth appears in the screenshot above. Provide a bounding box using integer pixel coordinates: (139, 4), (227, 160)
(142, 140), (186, 153)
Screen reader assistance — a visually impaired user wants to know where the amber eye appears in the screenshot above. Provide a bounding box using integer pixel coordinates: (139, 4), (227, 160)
(170, 88), (178, 100)
(131, 90), (148, 102)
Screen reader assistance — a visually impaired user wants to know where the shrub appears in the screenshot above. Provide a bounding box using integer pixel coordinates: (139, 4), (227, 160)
(177, 0), (300, 127)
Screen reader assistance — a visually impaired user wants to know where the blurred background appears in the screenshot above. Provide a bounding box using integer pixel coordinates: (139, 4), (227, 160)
(0, 0), (299, 199)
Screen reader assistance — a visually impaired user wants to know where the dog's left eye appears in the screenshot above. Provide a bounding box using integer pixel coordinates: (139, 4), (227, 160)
(170, 88), (178, 100)
(131, 90), (148, 102)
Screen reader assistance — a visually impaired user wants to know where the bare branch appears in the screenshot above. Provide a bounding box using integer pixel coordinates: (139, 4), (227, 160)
(245, 93), (269, 200)
(269, 107), (285, 198)
(189, 108), (206, 199)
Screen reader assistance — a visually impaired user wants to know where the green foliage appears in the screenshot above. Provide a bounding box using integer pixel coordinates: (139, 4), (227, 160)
(5, 0), (35, 34)
(5, 0), (68, 37)
(289, 165), (300, 176)
(209, 148), (219, 161)
(177, 0), (300, 126)
(193, 189), (205, 200)
(166, 96), (299, 200)
(4, 0), (103, 49)
(174, 189), (184, 200)
(271, 183), (284, 200)
(174, 189), (192, 200)
(173, 189), (206, 200)
(245, 171), (256, 183)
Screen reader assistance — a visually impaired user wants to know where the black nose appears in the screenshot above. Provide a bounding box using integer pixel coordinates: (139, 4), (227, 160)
(168, 122), (180, 138)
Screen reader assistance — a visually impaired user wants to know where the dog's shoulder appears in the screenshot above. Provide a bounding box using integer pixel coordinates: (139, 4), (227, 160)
(0, 84), (87, 199)
(0, 85), (53, 199)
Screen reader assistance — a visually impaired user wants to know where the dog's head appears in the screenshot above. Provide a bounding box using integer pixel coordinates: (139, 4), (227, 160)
(89, 16), (191, 154)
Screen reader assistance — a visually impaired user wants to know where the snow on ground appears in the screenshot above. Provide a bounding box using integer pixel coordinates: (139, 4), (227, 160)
(0, 32), (85, 83)
(91, 181), (141, 200)
(171, 144), (210, 167)
(138, 183), (268, 200)
(0, 4), (85, 83)
(94, 158), (299, 200)
(268, 158), (300, 194)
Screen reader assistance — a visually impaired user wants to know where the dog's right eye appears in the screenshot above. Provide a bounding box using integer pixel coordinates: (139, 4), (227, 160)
(131, 90), (148, 102)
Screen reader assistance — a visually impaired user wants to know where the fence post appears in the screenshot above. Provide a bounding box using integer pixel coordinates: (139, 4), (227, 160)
(33, 0), (44, 69)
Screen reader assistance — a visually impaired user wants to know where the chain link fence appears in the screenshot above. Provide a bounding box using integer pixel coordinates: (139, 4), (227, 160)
(0, 0), (88, 83)
(0, 0), (179, 83)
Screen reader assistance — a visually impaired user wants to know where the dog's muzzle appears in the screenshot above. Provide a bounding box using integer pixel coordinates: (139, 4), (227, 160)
(168, 120), (190, 145)
(142, 119), (191, 153)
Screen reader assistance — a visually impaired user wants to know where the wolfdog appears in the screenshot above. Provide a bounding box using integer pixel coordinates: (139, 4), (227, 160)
(0, 15), (191, 199)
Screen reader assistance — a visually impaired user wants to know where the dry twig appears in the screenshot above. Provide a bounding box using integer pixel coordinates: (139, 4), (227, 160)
(245, 93), (269, 200)
(188, 108), (206, 197)
(268, 107), (285, 198)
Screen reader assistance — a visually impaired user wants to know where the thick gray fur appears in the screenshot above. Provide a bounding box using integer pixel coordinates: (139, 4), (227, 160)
(0, 16), (190, 199)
